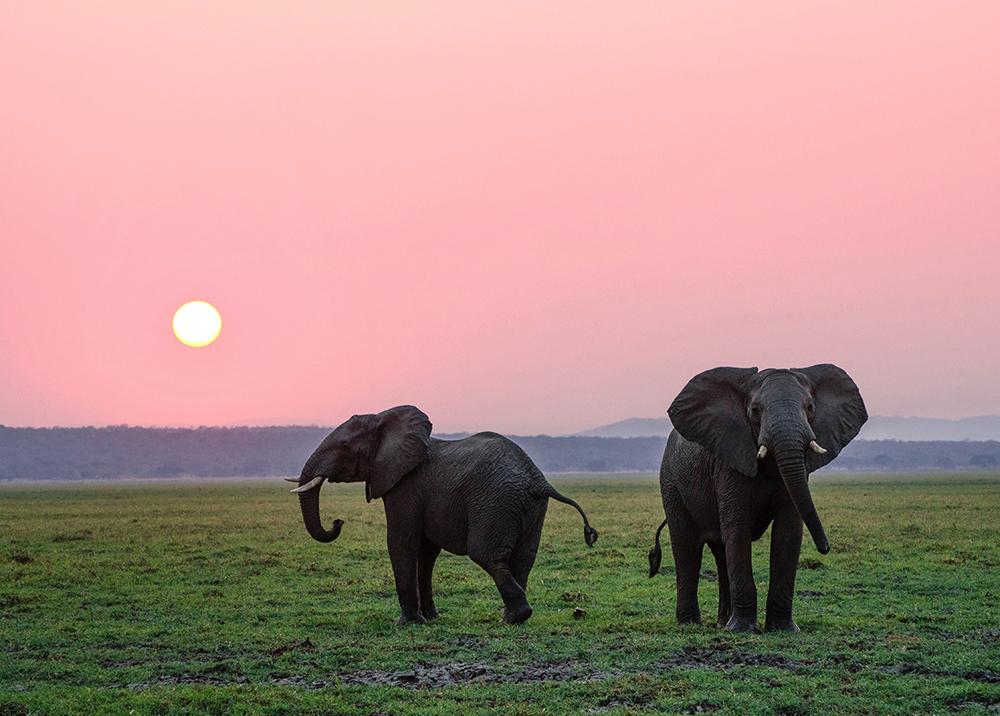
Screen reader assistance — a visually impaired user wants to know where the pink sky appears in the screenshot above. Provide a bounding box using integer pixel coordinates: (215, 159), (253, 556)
(1, 2), (998, 434)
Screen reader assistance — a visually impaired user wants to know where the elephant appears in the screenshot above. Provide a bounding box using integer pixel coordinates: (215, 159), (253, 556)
(288, 405), (598, 625)
(648, 364), (867, 633)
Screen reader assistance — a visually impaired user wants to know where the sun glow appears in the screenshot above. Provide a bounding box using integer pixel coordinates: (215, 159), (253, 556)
(172, 301), (222, 347)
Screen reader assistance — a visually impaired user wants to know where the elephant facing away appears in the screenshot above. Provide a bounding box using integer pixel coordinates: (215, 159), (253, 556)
(649, 364), (867, 633)
(289, 406), (598, 625)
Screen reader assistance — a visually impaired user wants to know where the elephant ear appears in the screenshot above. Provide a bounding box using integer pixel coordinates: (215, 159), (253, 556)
(795, 364), (868, 472)
(668, 367), (760, 477)
(367, 406), (433, 502)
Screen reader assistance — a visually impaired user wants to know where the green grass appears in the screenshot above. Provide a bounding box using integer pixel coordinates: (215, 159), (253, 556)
(1, 474), (999, 714)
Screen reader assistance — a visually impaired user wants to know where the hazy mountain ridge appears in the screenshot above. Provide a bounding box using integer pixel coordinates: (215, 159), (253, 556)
(573, 415), (1000, 442)
(572, 418), (673, 438)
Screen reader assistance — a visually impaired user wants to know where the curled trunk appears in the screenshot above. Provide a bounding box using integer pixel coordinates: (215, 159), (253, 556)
(298, 479), (343, 543)
(774, 439), (830, 555)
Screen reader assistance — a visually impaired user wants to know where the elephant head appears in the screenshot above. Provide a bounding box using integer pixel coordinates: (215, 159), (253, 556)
(290, 405), (433, 543)
(667, 364), (867, 555)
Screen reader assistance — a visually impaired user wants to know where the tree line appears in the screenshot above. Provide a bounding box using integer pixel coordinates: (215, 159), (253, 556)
(0, 426), (998, 481)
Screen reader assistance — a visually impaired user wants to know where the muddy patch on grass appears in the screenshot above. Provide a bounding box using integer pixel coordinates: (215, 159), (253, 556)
(110, 659), (615, 691)
(109, 674), (251, 690)
(103, 638), (1000, 692)
(340, 659), (614, 689)
(264, 638), (316, 658)
(0, 594), (44, 612)
(889, 663), (1000, 684)
(654, 645), (802, 671)
(105, 654), (1000, 693)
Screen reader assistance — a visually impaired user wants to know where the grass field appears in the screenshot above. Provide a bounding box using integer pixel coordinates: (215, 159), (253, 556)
(2, 474), (999, 715)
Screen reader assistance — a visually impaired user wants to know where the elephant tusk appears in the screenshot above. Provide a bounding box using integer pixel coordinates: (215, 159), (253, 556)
(283, 476), (299, 483)
(757, 445), (767, 460)
(809, 440), (828, 455)
(291, 475), (326, 493)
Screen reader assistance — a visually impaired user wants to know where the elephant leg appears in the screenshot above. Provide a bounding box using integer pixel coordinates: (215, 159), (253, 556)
(495, 568), (532, 625)
(708, 542), (730, 628)
(667, 518), (705, 626)
(469, 528), (532, 625)
(479, 559), (531, 625)
(386, 523), (425, 625)
(765, 503), (803, 632)
(510, 510), (546, 592)
(722, 529), (761, 634)
(417, 538), (441, 621)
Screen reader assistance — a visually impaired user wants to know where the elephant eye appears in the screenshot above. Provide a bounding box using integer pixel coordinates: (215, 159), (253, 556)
(750, 405), (761, 420)
(806, 402), (816, 416)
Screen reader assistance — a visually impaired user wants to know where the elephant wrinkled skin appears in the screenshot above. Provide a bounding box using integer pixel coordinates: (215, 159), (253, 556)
(649, 364), (867, 633)
(291, 406), (597, 625)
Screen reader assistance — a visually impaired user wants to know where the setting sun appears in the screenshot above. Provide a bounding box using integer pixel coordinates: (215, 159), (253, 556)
(172, 301), (222, 347)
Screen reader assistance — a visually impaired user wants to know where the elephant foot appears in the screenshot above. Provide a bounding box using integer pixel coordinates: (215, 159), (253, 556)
(676, 611), (703, 627)
(725, 615), (762, 634)
(497, 577), (532, 624)
(420, 608), (439, 621)
(396, 612), (426, 626)
(502, 603), (533, 625)
(764, 618), (800, 633)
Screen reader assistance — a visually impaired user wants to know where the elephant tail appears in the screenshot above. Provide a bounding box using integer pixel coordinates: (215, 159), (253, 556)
(649, 518), (668, 578)
(544, 487), (598, 547)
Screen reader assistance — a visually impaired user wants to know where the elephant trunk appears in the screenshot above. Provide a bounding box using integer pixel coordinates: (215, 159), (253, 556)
(773, 435), (830, 555)
(297, 476), (343, 543)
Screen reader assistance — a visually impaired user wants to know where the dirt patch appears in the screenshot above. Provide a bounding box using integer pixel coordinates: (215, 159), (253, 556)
(264, 638), (316, 658)
(889, 663), (1000, 684)
(110, 659), (616, 691)
(445, 634), (487, 649)
(102, 642), (1000, 692)
(109, 673), (251, 690)
(50, 531), (91, 543)
(0, 700), (29, 716)
(595, 694), (652, 710)
(654, 645), (802, 671)
(0, 594), (43, 611)
(340, 659), (614, 689)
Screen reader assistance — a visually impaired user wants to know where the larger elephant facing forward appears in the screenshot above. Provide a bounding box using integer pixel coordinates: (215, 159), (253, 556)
(289, 406), (597, 625)
(649, 364), (867, 633)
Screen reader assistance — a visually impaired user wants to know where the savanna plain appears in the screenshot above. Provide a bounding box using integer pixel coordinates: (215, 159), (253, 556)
(1, 474), (999, 715)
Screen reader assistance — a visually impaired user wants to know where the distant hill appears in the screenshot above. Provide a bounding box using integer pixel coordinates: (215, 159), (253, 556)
(571, 418), (673, 438)
(573, 415), (1000, 441)
(505, 435), (665, 474)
